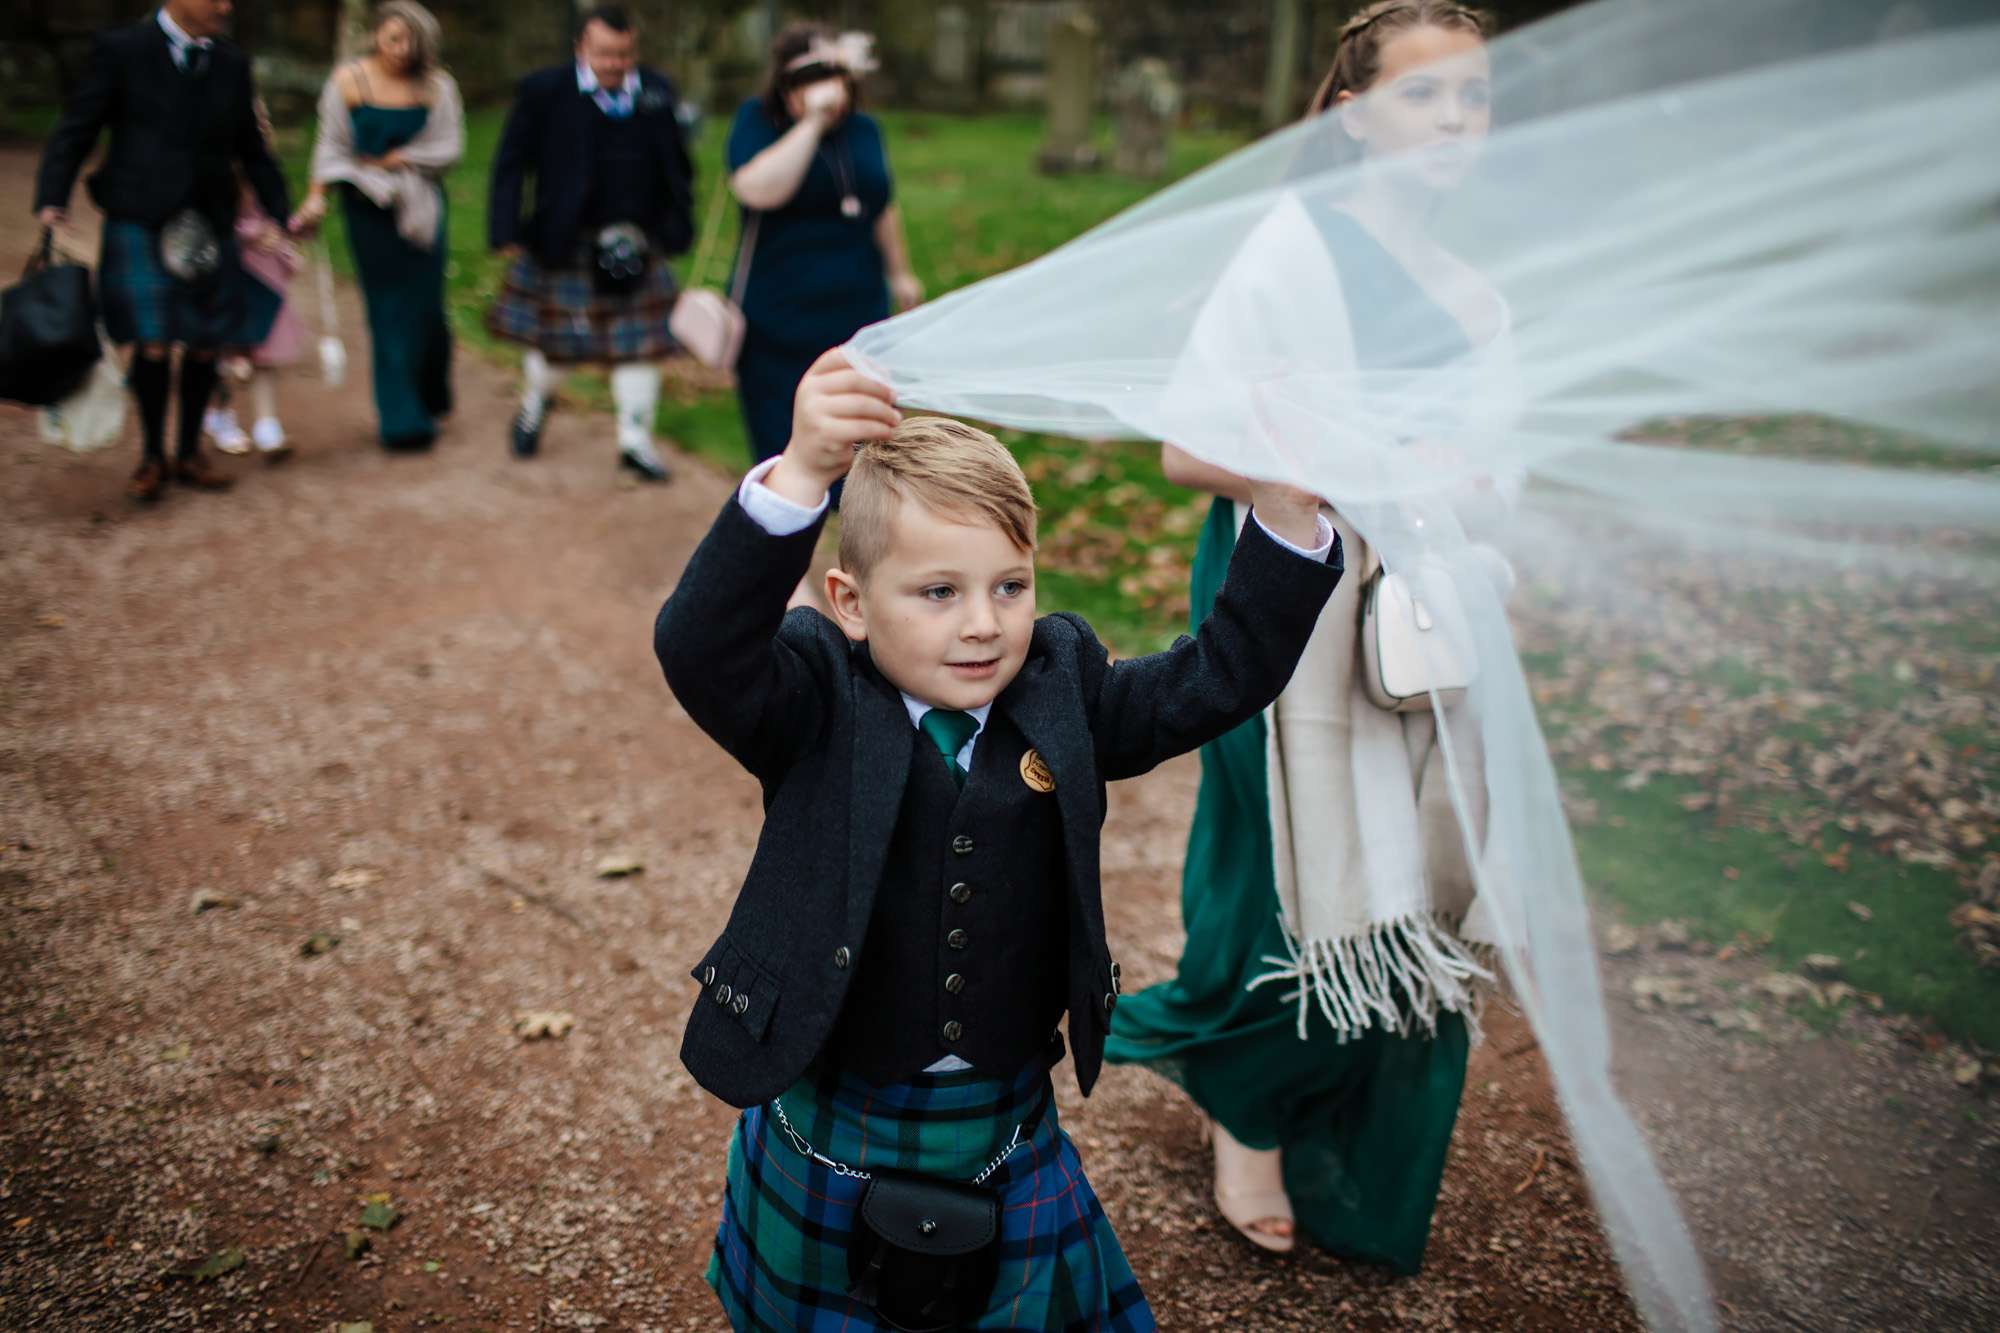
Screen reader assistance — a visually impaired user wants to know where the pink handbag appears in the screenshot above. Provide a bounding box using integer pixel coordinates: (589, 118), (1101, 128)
(671, 184), (759, 370)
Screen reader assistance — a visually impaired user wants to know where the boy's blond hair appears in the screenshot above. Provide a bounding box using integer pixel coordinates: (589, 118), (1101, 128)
(837, 417), (1038, 580)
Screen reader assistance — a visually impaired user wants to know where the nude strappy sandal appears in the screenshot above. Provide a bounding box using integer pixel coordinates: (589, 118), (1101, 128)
(1199, 1116), (1296, 1254)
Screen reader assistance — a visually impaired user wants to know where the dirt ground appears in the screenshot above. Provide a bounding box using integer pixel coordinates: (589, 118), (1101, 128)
(1, 143), (1991, 1332)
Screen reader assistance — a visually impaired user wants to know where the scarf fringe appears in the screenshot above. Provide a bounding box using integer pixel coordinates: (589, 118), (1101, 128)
(1246, 912), (1496, 1046)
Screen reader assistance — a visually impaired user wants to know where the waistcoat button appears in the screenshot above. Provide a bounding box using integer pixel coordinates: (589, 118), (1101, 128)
(951, 835), (975, 855)
(1102, 992), (1116, 1018)
(947, 928), (968, 950)
(732, 992), (749, 1016)
(833, 946), (850, 969)
(945, 972), (965, 994)
(942, 1020), (963, 1042)
(715, 983), (733, 1006)
(949, 882), (972, 904)
(702, 965), (717, 987)
(1111, 960), (1122, 994)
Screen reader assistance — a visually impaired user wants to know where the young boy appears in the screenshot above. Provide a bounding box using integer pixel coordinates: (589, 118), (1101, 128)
(655, 349), (1341, 1330)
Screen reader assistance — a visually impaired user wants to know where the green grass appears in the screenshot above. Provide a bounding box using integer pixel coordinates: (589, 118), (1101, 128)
(1572, 769), (1998, 1049)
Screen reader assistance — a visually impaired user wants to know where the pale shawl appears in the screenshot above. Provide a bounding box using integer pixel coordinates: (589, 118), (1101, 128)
(310, 67), (464, 250)
(1171, 193), (1509, 1041)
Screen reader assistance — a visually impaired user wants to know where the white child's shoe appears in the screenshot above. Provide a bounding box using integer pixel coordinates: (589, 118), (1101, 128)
(204, 407), (251, 454)
(251, 417), (291, 460)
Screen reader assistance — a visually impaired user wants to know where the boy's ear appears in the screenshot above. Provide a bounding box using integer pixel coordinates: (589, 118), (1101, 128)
(824, 567), (868, 643)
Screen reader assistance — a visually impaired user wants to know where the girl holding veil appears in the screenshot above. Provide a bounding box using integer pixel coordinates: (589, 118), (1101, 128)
(1103, 0), (1508, 1268)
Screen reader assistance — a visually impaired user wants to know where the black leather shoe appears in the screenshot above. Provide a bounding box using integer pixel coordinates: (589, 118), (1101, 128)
(510, 408), (543, 459)
(619, 444), (672, 483)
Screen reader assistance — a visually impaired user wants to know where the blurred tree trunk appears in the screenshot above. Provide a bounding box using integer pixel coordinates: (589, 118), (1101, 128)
(1262, 0), (1305, 127)
(336, 0), (371, 62)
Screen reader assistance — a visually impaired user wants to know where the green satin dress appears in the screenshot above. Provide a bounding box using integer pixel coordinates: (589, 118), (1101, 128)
(1106, 211), (1481, 1276)
(340, 103), (452, 449)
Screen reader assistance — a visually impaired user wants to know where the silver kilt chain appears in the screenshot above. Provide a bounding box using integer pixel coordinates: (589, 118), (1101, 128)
(766, 1094), (1028, 1187)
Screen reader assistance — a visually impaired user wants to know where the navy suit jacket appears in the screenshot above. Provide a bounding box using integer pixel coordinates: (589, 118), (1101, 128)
(34, 20), (289, 228)
(487, 64), (694, 267)
(654, 493), (1343, 1108)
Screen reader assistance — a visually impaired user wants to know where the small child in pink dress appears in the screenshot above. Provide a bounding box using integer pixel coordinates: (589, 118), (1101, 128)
(209, 107), (308, 459)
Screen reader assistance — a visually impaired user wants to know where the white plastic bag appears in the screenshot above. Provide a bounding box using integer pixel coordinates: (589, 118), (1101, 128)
(37, 338), (128, 452)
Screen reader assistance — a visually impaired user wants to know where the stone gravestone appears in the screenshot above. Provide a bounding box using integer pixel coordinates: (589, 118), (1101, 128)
(933, 3), (973, 84)
(1112, 58), (1179, 178)
(1037, 10), (1101, 175)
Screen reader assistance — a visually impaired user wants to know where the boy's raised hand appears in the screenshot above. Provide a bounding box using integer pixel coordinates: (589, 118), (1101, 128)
(767, 348), (900, 507)
(1246, 477), (1327, 553)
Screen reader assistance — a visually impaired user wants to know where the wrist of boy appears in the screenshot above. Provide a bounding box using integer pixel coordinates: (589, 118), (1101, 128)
(767, 452), (838, 506)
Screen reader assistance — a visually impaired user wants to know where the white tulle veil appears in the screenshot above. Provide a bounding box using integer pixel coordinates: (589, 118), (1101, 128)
(848, 1), (1998, 1327)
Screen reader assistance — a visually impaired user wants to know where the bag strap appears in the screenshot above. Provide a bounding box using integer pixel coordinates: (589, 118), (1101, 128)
(23, 227), (54, 278)
(728, 210), (762, 307)
(314, 243), (341, 337)
(685, 174), (733, 289)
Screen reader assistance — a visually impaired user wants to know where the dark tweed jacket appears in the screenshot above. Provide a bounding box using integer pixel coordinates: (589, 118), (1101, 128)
(655, 493), (1342, 1109)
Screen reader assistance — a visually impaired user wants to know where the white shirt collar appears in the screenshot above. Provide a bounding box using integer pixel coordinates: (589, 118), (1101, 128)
(575, 60), (641, 97)
(158, 9), (211, 52)
(900, 693), (992, 738)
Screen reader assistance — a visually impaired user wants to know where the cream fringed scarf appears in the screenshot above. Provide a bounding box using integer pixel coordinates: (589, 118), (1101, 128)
(1231, 501), (1498, 1042)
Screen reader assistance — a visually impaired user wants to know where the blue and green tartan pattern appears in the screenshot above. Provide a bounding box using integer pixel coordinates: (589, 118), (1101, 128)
(98, 219), (246, 348)
(485, 250), (680, 365)
(706, 1060), (1156, 1331)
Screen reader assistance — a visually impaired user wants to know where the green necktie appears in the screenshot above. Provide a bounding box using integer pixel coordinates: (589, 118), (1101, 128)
(919, 708), (979, 789)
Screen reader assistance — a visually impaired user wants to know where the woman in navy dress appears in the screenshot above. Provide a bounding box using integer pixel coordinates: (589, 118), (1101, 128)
(727, 25), (922, 476)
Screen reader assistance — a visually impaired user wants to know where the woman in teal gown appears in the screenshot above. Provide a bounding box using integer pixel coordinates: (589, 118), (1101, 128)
(293, 4), (457, 450)
(1106, 0), (1501, 1274)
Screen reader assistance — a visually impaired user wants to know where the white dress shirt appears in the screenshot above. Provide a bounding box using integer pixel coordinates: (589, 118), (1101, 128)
(576, 60), (641, 117)
(158, 8), (213, 71)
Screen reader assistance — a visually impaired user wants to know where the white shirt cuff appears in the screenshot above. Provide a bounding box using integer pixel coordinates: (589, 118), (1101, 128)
(736, 456), (829, 536)
(1252, 510), (1336, 562)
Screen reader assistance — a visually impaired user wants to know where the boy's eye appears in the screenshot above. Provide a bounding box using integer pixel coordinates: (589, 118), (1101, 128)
(922, 585), (955, 602)
(997, 579), (1028, 598)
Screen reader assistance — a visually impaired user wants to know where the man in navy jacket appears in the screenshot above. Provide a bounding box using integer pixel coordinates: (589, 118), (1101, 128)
(485, 4), (695, 482)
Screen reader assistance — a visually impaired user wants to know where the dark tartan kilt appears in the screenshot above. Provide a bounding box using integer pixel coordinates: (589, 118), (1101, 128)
(485, 249), (680, 365)
(707, 1058), (1156, 1332)
(98, 219), (247, 348)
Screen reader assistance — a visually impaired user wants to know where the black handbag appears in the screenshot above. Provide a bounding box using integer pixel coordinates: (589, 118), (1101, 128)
(0, 229), (101, 408)
(846, 1170), (1002, 1331)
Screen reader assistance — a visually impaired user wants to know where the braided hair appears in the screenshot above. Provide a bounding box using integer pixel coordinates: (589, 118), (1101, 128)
(1307, 0), (1492, 116)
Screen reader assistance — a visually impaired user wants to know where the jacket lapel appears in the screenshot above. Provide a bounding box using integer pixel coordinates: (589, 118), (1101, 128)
(845, 654), (912, 951)
(996, 655), (1105, 949)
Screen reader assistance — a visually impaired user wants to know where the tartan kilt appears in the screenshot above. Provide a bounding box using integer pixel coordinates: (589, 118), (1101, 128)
(485, 249), (680, 364)
(98, 219), (247, 348)
(708, 1059), (1156, 1332)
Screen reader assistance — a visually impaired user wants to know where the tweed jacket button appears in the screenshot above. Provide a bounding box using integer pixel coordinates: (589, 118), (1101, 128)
(943, 1020), (963, 1042)
(702, 965), (717, 987)
(949, 881), (972, 905)
(1111, 960), (1122, 994)
(945, 972), (965, 994)
(833, 946), (850, 969)
(951, 835), (975, 855)
(1102, 992), (1116, 1018)
(715, 983), (733, 1006)
(946, 928), (968, 950)
(732, 992), (749, 1016)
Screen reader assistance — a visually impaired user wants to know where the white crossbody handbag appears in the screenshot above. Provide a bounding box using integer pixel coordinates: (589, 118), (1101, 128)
(1358, 544), (1477, 713)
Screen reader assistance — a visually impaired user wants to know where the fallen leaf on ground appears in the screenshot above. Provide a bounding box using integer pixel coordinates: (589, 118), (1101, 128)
(326, 868), (381, 891)
(1631, 974), (1701, 1008)
(187, 1247), (244, 1281)
(189, 889), (237, 914)
(514, 1010), (575, 1041)
(300, 932), (341, 957)
(343, 1229), (371, 1260)
(358, 1194), (399, 1231)
(595, 853), (644, 879)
